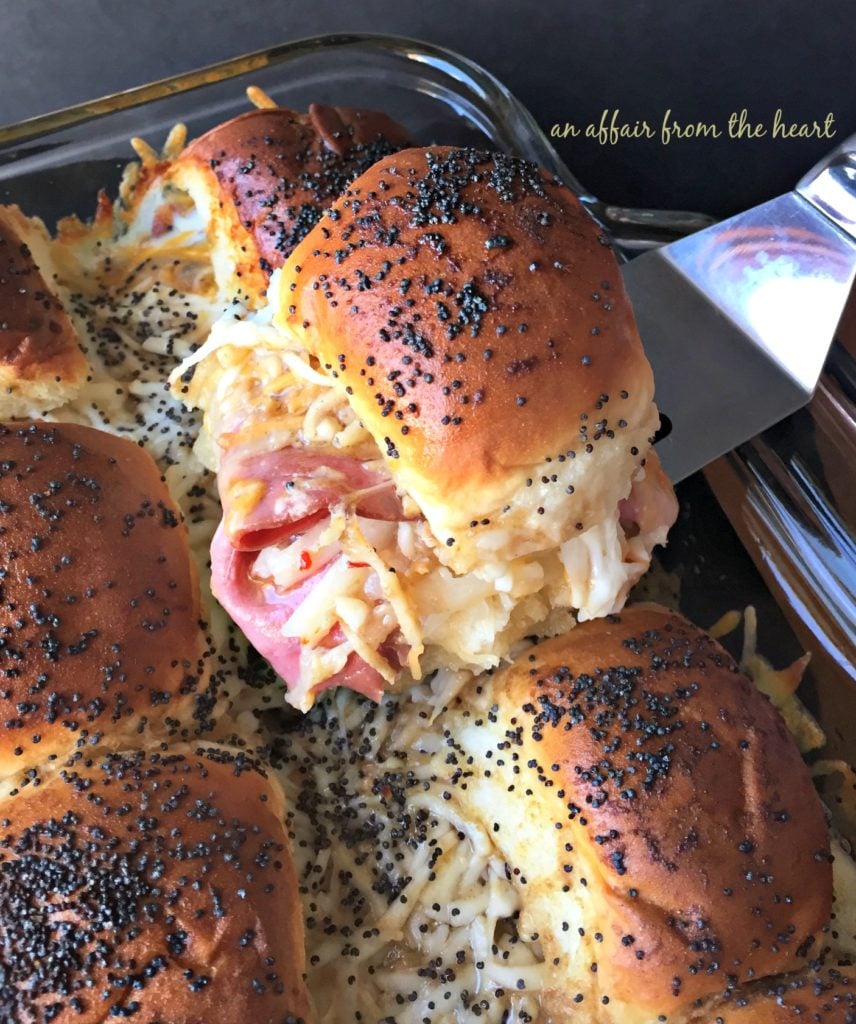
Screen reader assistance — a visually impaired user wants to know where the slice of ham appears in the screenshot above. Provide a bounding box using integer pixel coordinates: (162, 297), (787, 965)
(210, 522), (386, 705)
(219, 447), (403, 551)
(619, 453), (679, 538)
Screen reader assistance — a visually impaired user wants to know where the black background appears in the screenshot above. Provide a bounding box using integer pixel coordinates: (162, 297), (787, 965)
(1, 0), (853, 218)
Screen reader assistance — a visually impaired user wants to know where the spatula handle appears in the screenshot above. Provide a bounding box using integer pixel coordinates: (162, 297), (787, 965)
(797, 134), (856, 239)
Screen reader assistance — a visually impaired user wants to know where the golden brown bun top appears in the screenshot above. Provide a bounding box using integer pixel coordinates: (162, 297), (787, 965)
(277, 146), (657, 525)
(703, 967), (856, 1022)
(478, 604), (832, 1015)
(0, 421), (207, 776)
(0, 746), (312, 1024)
(0, 209), (69, 371)
(0, 205), (87, 416)
(181, 104), (412, 272)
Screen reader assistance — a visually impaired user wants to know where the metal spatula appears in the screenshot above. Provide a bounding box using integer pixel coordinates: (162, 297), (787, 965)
(621, 135), (856, 482)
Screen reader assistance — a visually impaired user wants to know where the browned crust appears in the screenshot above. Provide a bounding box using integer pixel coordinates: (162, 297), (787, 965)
(278, 146), (656, 505)
(472, 604), (832, 1014)
(0, 421), (207, 775)
(0, 206), (87, 412)
(699, 967), (856, 1022)
(0, 746), (312, 1023)
(177, 104), (412, 283)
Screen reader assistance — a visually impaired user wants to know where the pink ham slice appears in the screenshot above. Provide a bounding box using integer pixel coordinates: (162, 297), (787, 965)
(210, 522), (386, 703)
(618, 453), (678, 537)
(218, 447), (403, 551)
(211, 447), (409, 703)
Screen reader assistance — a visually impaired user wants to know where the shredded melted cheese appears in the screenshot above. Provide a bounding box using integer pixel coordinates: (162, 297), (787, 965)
(7, 134), (854, 1024)
(710, 606), (825, 754)
(271, 680), (549, 1024)
(173, 316), (671, 707)
(14, 171), (263, 716)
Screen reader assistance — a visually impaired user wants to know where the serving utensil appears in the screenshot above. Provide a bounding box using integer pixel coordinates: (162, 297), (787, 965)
(623, 135), (856, 482)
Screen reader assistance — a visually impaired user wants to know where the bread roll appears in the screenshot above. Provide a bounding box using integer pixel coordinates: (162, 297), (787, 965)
(276, 145), (667, 575)
(0, 205), (87, 418)
(0, 421), (209, 777)
(174, 145), (678, 708)
(169, 103), (412, 305)
(0, 745), (312, 1023)
(445, 604), (832, 1022)
(698, 967), (856, 1022)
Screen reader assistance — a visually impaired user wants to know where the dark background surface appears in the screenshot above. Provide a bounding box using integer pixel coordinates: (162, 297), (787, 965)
(0, 0), (853, 218)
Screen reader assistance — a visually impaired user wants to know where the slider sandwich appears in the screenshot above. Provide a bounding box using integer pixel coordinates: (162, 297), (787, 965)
(176, 146), (678, 709)
(443, 604), (838, 1023)
(0, 421), (216, 777)
(168, 97), (413, 305)
(52, 97), (413, 341)
(0, 745), (312, 1023)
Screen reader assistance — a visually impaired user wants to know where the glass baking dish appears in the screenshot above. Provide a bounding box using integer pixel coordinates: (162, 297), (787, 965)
(0, 32), (844, 737)
(705, 332), (856, 761)
(0, 33), (712, 249)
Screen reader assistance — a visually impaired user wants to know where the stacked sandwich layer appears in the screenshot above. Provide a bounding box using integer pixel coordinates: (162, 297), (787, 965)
(172, 139), (678, 711)
(0, 91), (852, 1024)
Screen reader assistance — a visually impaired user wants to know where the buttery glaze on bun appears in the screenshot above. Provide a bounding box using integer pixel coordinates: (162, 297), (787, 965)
(700, 967), (856, 1022)
(276, 145), (666, 575)
(447, 604), (833, 1023)
(170, 103), (412, 305)
(0, 746), (312, 1024)
(0, 205), (88, 418)
(0, 421), (209, 777)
